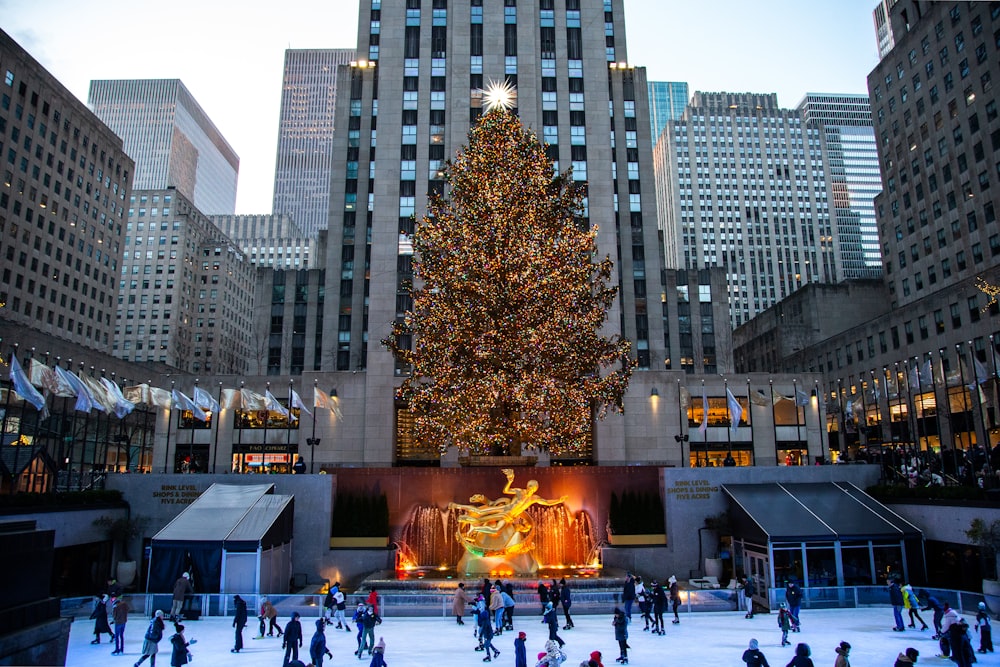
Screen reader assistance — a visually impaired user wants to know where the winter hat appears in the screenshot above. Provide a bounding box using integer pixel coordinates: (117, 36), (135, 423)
(538, 653), (548, 661)
(155, 610), (164, 618)
(980, 602), (987, 610)
(518, 632), (526, 639)
(651, 580), (658, 587)
(291, 611), (300, 619)
(668, 575), (677, 584)
(316, 619), (325, 629)
(836, 641), (851, 654)
(905, 648), (919, 660)
(748, 639), (759, 650)
(182, 572), (190, 579)
(779, 602), (786, 608)
(546, 601), (554, 610)
(375, 637), (385, 651)
(590, 650), (603, 666)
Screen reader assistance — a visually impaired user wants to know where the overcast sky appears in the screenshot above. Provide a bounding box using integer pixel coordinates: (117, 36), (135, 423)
(2, 0), (880, 214)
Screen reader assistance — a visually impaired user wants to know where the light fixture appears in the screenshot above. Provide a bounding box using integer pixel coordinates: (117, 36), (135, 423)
(650, 387), (659, 397)
(329, 388), (338, 398)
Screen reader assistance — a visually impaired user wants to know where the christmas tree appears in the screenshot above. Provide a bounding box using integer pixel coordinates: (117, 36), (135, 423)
(383, 104), (633, 457)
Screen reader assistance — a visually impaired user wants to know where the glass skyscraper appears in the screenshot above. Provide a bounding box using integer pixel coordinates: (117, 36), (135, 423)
(647, 80), (688, 141)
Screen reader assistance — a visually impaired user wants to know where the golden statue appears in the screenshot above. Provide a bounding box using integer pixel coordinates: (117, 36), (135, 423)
(449, 469), (567, 567)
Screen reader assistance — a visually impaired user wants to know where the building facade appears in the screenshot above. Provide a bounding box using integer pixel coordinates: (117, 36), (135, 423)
(272, 49), (357, 238)
(0, 30), (134, 354)
(797, 93), (883, 279)
(210, 213), (322, 269)
(647, 80), (688, 141)
(88, 79), (239, 215)
(655, 91), (842, 328)
(115, 188), (256, 374)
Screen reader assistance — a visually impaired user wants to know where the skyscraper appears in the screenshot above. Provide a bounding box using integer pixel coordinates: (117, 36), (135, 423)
(647, 80), (688, 141)
(88, 79), (239, 215)
(656, 91), (840, 327)
(797, 93), (882, 279)
(272, 49), (356, 238)
(0, 30), (134, 353)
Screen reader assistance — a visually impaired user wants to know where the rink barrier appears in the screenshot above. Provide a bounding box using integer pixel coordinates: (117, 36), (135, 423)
(59, 584), (990, 619)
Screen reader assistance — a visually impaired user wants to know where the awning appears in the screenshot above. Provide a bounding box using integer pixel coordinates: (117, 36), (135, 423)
(723, 481), (922, 543)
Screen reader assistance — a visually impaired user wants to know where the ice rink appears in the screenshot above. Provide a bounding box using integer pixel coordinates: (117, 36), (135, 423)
(65, 605), (998, 667)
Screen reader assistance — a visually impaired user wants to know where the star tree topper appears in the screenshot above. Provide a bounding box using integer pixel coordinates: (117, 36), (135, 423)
(478, 78), (518, 112)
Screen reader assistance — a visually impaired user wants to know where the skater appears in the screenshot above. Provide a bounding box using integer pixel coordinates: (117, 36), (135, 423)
(369, 637), (387, 667)
(169, 573), (192, 622)
(742, 576), (756, 618)
(515, 631), (527, 667)
(543, 601), (565, 648)
(538, 580), (550, 614)
(948, 618), (975, 667)
(111, 594), (130, 655)
(902, 584), (928, 630)
(785, 642), (813, 667)
(777, 602), (792, 647)
(231, 594), (247, 653)
(634, 577), (651, 631)
(502, 584), (517, 630)
(357, 603), (381, 658)
(742, 638), (770, 667)
(134, 610), (165, 667)
(334, 585), (350, 631)
(353, 602), (367, 653)
(621, 573), (636, 620)
(309, 619), (333, 667)
(323, 585), (336, 625)
(168, 623), (195, 667)
(668, 575), (681, 625)
(263, 597), (283, 637)
(785, 581), (802, 631)
(366, 588), (380, 616)
(612, 606), (629, 664)
(490, 584), (505, 634)
(282, 611), (303, 667)
(975, 601), (994, 653)
(919, 591), (944, 638)
(650, 580), (666, 634)
(481, 616), (500, 662)
(453, 582), (471, 625)
(894, 647), (919, 666)
(560, 579), (574, 630)
(535, 639), (567, 667)
(589, 650), (604, 667)
(833, 641), (851, 667)
(90, 594), (114, 644)
(889, 578), (906, 631)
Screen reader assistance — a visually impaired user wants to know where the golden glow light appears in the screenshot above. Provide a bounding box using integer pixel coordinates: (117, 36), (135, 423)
(479, 79), (517, 112)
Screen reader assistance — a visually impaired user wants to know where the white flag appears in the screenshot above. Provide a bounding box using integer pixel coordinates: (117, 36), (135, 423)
(290, 389), (311, 418)
(727, 387), (743, 434)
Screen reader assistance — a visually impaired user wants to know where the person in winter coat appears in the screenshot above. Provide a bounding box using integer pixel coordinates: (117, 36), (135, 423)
(502, 585), (517, 631)
(453, 582), (471, 625)
(785, 642), (813, 667)
(668, 575), (681, 624)
(560, 579), (574, 630)
(948, 618), (975, 667)
(919, 591), (944, 638)
(542, 601), (565, 648)
(889, 579), (906, 631)
(535, 639), (567, 667)
(490, 585), (505, 634)
(514, 631), (528, 667)
(650, 581), (667, 635)
(90, 594), (114, 644)
(309, 619), (333, 667)
(894, 647), (919, 666)
(538, 581), (550, 614)
(369, 637), (387, 667)
(742, 576), (756, 619)
(282, 611), (303, 667)
(589, 650), (604, 667)
(357, 603), (381, 657)
(134, 610), (166, 667)
(612, 606), (629, 664)
(975, 601), (994, 653)
(634, 577), (651, 631)
(621, 574), (636, 620)
(777, 603), (793, 647)
(481, 615), (500, 662)
(262, 598), (282, 637)
(742, 638), (770, 667)
(323, 585), (336, 625)
(833, 641), (851, 667)
(231, 594), (248, 653)
(168, 623), (194, 667)
(903, 584), (928, 630)
(784, 582), (802, 631)
(333, 586), (349, 632)
(169, 573), (192, 622)
(111, 595), (130, 655)
(366, 589), (380, 616)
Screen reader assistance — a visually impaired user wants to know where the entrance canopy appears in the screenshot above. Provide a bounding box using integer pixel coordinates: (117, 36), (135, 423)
(723, 481), (922, 543)
(148, 483), (294, 593)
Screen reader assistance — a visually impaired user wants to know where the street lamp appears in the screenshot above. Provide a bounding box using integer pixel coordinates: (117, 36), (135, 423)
(306, 437), (321, 474)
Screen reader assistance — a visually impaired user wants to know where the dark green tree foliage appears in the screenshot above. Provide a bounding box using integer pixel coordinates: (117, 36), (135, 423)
(332, 492), (390, 537)
(608, 490), (664, 534)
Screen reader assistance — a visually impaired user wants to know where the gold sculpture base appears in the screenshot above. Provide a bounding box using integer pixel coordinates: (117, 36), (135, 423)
(457, 550), (539, 575)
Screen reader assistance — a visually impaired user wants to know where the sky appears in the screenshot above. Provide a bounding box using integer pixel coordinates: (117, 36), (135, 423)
(2, 0), (880, 215)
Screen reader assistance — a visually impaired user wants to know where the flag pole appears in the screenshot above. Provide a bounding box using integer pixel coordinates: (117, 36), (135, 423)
(237, 381), (245, 473)
(286, 379), (294, 469)
(164, 380), (174, 473)
(970, 340), (993, 481)
(724, 377), (732, 460)
(263, 381), (270, 472)
(955, 343), (973, 467)
(675, 378), (686, 468)
(1, 343), (16, 474)
(794, 378), (802, 464)
(746, 378), (753, 467)
(190, 379), (198, 471)
(7, 344), (23, 490)
(211, 381), (223, 473)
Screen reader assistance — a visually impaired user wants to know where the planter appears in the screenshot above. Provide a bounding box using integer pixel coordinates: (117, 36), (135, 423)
(117, 560), (137, 587)
(330, 536), (389, 549)
(607, 533), (666, 546)
(983, 578), (1000, 618)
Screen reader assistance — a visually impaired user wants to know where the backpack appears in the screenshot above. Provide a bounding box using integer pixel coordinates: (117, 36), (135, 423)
(145, 619), (163, 642)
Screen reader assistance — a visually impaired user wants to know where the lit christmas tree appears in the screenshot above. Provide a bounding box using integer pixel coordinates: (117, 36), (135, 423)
(383, 102), (633, 457)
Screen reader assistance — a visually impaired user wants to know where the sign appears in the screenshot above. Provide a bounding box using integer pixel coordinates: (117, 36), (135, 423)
(666, 479), (719, 501)
(152, 483), (201, 505)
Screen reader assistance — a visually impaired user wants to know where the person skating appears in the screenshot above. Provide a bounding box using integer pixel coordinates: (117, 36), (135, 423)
(322, 584), (336, 626)
(543, 601), (565, 648)
(589, 650), (604, 667)
(369, 637), (387, 667)
(784, 581), (802, 632)
(535, 639), (567, 667)
(975, 601), (994, 653)
(334, 585), (350, 631)
(833, 641), (851, 667)
(231, 594), (247, 653)
(90, 594), (114, 644)
(309, 619), (333, 667)
(168, 623), (195, 667)
(785, 642), (813, 667)
(777, 602), (793, 647)
(902, 584), (928, 630)
(169, 573), (192, 623)
(742, 576), (756, 618)
(490, 584), (505, 634)
(650, 580), (666, 634)
(894, 647), (919, 666)
(919, 591), (944, 638)
(133, 610), (165, 667)
(612, 606), (629, 664)
(560, 578), (574, 630)
(621, 573), (636, 621)
(742, 638), (770, 667)
(502, 584), (517, 631)
(889, 578), (906, 631)
(282, 611), (303, 667)
(111, 594), (130, 655)
(357, 603), (381, 658)
(668, 575), (681, 625)
(514, 631), (527, 667)
(538, 580), (550, 614)
(353, 602), (367, 654)
(453, 582), (470, 625)
(262, 597), (282, 637)
(634, 576), (651, 631)
(474, 595), (490, 650)
(948, 618), (975, 667)
(481, 616), (500, 662)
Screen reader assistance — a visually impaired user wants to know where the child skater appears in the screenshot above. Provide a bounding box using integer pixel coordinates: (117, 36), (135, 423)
(777, 602), (793, 647)
(976, 601), (994, 653)
(613, 606), (629, 664)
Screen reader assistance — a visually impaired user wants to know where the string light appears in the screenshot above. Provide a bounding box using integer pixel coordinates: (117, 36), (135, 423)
(383, 108), (634, 456)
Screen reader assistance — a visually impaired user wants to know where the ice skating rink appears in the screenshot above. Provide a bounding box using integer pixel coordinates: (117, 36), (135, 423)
(66, 606), (996, 667)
